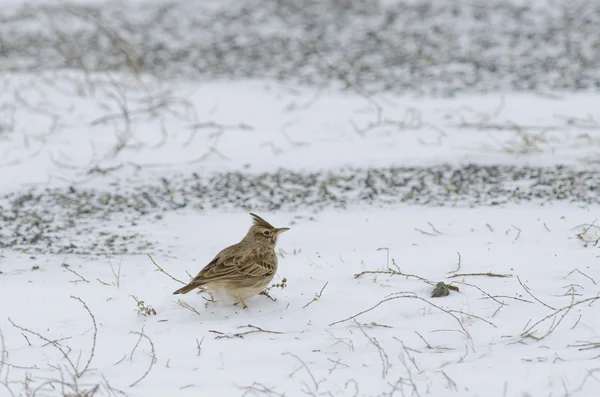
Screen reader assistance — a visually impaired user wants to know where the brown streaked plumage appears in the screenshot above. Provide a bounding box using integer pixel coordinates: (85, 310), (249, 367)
(172, 213), (290, 309)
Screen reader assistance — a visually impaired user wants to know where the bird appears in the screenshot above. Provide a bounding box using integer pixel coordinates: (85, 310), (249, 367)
(172, 213), (290, 309)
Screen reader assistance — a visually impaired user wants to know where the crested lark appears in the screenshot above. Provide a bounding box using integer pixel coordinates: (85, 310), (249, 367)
(172, 213), (290, 309)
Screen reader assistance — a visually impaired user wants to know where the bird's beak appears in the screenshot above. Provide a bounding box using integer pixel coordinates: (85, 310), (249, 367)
(275, 227), (290, 235)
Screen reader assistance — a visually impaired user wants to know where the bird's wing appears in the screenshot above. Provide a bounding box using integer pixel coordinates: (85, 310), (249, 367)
(234, 249), (276, 278)
(184, 246), (276, 288)
(183, 245), (240, 286)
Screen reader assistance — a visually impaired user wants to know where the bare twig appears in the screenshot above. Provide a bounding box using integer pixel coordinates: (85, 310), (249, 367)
(355, 269), (434, 285)
(354, 320), (390, 378)
(176, 300), (202, 316)
(130, 325), (145, 361)
(568, 340), (600, 351)
(94, 233), (122, 287)
(448, 272), (512, 279)
(566, 268), (597, 285)
(196, 337), (204, 357)
(414, 228), (438, 236)
(448, 252), (461, 274)
(8, 295), (98, 380)
(483, 295), (534, 304)
(147, 254), (185, 285)
(522, 292), (600, 341)
(210, 325), (283, 340)
(511, 225), (522, 242)
(62, 265), (90, 283)
(521, 288), (591, 341)
(327, 358), (350, 374)
(329, 293), (472, 339)
(69, 296), (97, 377)
(450, 310), (497, 328)
(129, 328), (156, 387)
(325, 330), (354, 352)
(414, 331), (432, 350)
(303, 282), (329, 308)
(240, 382), (286, 397)
(427, 222), (443, 235)
(516, 276), (555, 310)
(574, 220), (600, 247)
(454, 281), (507, 317)
(283, 352), (322, 392)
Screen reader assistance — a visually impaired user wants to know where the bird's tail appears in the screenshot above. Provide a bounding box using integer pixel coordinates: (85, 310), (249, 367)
(172, 283), (198, 295)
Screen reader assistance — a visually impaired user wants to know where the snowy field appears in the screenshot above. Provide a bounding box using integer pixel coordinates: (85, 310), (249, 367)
(1, 1), (600, 397)
(1, 207), (599, 397)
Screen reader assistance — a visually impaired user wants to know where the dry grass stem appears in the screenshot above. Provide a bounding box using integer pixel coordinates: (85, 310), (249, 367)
(62, 264), (90, 283)
(573, 220), (600, 247)
(176, 299), (202, 316)
(147, 254), (186, 284)
(128, 328), (156, 387)
(354, 320), (390, 378)
(283, 352), (322, 393)
(303, 282), (329, 309)
(448, 272), (512, 279)
(516, 276), (556, 310)
(196, 337), (204, 357)
(329, 293), (472, 339)
(521, 295), (600, 341)
(566, 268), (597, 285)
(448, 252), (462, 274)
(209, 325), (283, 340)
(511, 225), (522, 242)
(8, 296), (98, 379)
(355, 268), (435, 286)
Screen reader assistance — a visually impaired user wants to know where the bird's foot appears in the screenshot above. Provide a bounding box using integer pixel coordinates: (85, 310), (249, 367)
(259, 290), (277, 302)
(236, 296), (248, 309)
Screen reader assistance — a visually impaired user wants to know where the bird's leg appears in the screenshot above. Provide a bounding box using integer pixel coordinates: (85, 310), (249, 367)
(259, 290), (277, 302)
(237, 296), (248, 309)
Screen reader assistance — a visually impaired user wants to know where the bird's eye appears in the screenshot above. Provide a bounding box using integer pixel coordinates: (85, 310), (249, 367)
(263, 230), (271, 237)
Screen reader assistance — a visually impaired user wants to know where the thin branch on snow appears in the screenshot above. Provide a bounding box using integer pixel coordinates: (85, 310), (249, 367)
(147, 254), (186, 284)
(283, 352), (323, 394)
(516, 276), (556, 310)
(327, 358), (350, 374)
(240, 382), (286, 397)
(447, 252), (462, 274)
(354, 320), (390, 378)
(303, 282), (329, 308)
(69, 296), (98, 377)
(448, 272), (512, 279)
(62, 265), (90, 283)
(329, 293), (472, 340)
(522, 294), (600, 341)
(7, 296), (98, 379)
(355, 264), (435, 286)
(566, 268), (597, 285)
(511, 225), (522, 242)
(176, 299), (202, 316)
(209, 325), (283, 340)
(128, 327), (156, 387)
(325, 330), (354, 352)
(196, 337), (205, 357)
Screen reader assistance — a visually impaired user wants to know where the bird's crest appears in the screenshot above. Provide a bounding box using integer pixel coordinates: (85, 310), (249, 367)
(250, 213), (275, 229)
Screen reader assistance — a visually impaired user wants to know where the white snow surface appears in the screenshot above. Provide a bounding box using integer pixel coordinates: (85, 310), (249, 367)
(1, 207), (600, 396)
(1, 73), (600, 194)
(0, 4), (600, 395)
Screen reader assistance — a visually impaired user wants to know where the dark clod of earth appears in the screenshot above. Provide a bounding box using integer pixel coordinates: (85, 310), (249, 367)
(0, 164), (598, 255)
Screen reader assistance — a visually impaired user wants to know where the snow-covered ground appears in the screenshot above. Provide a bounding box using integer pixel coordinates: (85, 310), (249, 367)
(2, 207), (600, 397)
(1, 1), (600, 396)
(1, 73), (599, 193)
